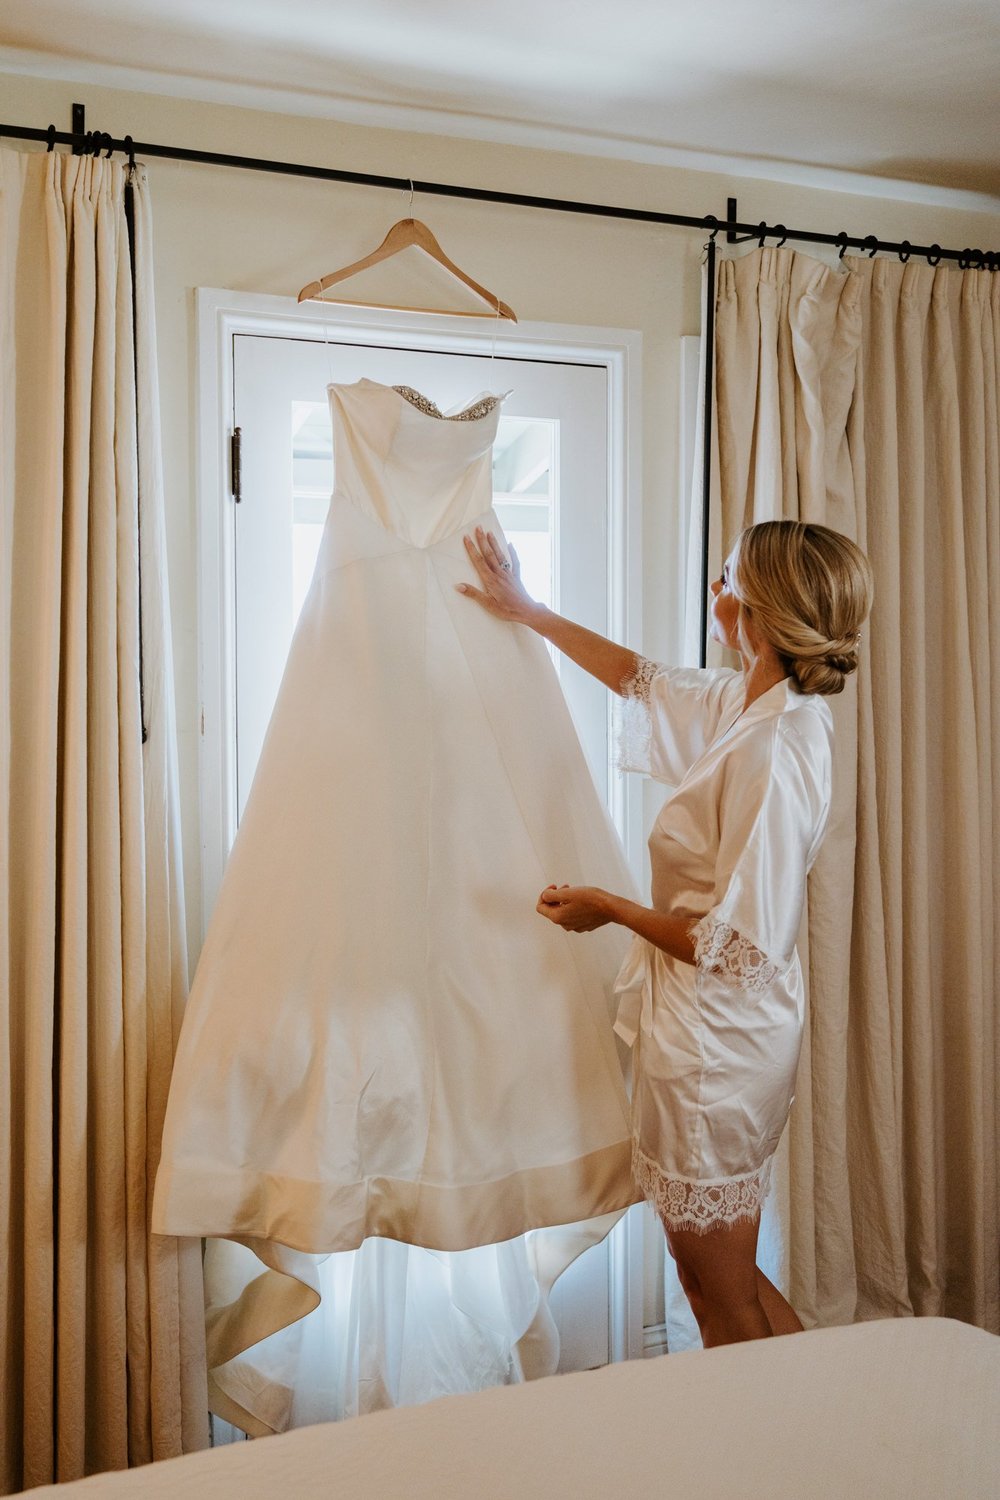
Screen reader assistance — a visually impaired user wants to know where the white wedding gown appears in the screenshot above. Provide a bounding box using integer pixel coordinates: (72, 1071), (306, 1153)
(152, 379), (640, 1431)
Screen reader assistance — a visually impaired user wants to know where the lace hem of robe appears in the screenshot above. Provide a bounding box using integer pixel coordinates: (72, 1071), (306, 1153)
(632, 1140), (774, 1234)
(689, 913), (781, 992)
(393, 386), (503, 422)
(615, 655), (659, 773)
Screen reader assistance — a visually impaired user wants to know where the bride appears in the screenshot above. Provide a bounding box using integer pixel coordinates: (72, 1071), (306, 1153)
(459, 518), (873, 1346)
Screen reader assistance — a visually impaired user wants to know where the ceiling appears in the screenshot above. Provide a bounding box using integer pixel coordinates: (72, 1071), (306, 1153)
(1, 0), (998, 204)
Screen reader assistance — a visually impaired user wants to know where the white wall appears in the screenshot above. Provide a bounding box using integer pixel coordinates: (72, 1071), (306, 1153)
(3, 72), (998, 950)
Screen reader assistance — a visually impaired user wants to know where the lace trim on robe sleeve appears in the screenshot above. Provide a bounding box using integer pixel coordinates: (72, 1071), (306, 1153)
(614, 656), (660, 773)
(620, 654), (659, 704)
(689, 913), (781, 993)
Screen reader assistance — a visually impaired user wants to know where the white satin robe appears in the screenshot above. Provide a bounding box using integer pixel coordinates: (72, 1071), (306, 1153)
(614, 661), (833, 1233)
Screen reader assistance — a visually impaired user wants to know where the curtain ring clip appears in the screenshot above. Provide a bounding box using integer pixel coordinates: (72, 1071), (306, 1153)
(863, 235), (880, 259)
(123, 136), (137, 176)
(835, 232), (849, 261)
(927, 244), (942, 267)
(772, 224), (788, 249)
(46, 123), (57, 152)
(898, 241), (911, 264)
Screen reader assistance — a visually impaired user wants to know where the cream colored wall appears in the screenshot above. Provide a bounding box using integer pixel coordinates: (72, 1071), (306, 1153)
(3, 73), (999, 953)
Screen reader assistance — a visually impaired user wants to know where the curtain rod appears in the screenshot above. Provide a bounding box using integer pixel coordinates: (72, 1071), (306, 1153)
(1, 122), (997, 268)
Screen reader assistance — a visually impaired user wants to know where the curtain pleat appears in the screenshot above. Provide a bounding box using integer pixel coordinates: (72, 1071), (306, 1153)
(711, 246), (999, 1335)
(0, 147), (207, 1495)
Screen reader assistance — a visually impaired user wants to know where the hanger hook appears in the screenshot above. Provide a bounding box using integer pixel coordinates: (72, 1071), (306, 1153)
(835, 232), (849, 261)
(703, 213), (720, 246)
(772, 224), (788, 249)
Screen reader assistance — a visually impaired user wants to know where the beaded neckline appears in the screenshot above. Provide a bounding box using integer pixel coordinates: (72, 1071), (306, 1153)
(392, 386), (503, 422)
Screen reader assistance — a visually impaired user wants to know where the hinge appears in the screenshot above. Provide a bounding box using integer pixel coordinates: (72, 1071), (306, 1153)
(231, 427), (242, 503)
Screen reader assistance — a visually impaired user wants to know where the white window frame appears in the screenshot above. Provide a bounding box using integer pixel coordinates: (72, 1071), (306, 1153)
(194, 287), (645, 1360)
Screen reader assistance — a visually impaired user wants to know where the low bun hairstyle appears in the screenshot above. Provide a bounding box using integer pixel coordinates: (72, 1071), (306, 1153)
(728, 521), (874, 696)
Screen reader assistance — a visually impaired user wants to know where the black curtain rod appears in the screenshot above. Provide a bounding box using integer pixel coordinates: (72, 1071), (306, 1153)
(2, 121), (997, 269)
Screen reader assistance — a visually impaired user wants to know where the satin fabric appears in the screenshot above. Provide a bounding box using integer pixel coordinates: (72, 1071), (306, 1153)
(615, 665), (833, 1216)
(154, 379), (638, 1252)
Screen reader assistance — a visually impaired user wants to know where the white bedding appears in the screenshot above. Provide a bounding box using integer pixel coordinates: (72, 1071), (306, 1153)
(25, 1317), (1000, 1499)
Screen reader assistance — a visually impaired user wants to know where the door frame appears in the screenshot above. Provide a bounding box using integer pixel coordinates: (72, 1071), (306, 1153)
(195, 287), (646, 1362)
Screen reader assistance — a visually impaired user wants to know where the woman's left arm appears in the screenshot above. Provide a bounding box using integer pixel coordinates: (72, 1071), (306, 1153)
(536, 886), (695, 966)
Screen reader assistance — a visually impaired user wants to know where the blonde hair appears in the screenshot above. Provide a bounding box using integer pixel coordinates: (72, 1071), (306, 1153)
(728, 520), (874, 696)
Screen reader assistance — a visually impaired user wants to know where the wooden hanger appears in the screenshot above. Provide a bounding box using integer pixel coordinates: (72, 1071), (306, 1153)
(297, 218), (517, 321)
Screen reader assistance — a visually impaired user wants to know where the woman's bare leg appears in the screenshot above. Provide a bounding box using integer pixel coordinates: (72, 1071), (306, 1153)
(755, 1269), (804, 1335)
(666, 1217), (772, 1347)
(664, 1221), (803, 1340)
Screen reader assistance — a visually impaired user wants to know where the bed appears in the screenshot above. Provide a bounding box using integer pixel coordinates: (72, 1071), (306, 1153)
(25, 1317), (999, 1499)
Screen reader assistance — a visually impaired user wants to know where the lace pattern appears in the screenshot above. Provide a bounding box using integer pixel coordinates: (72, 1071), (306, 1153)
(632, 1139), (774, 1234)
(393, 386), (502, 422)
(690, 914), (780, 993)
(615, 656), (659, 773)
(620, 654), (659, 704)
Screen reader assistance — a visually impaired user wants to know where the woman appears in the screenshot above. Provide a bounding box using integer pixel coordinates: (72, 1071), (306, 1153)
(458, 519), (873, 1348)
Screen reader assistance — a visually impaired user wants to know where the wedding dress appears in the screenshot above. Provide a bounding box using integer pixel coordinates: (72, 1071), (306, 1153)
(151, 378), (640, 1431)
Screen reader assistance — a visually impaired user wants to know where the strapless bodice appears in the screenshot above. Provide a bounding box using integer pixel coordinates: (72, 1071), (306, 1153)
(327, 379), (507, 548)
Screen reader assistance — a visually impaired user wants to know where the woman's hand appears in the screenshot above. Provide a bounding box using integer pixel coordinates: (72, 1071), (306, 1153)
(536, 885), (618, 932)
(457, 527), (540, 626)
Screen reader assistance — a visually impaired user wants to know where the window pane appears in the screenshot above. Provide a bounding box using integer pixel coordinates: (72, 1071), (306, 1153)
(291, 402), (333, 624)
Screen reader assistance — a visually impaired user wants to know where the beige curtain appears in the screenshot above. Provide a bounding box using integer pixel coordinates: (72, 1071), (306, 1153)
(0, 148), (207, 1493)
(711, 246), (999, 1334)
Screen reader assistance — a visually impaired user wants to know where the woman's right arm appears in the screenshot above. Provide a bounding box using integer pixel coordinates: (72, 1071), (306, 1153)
(459, 527), (642, 695)
(529, 609), (642, 696)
